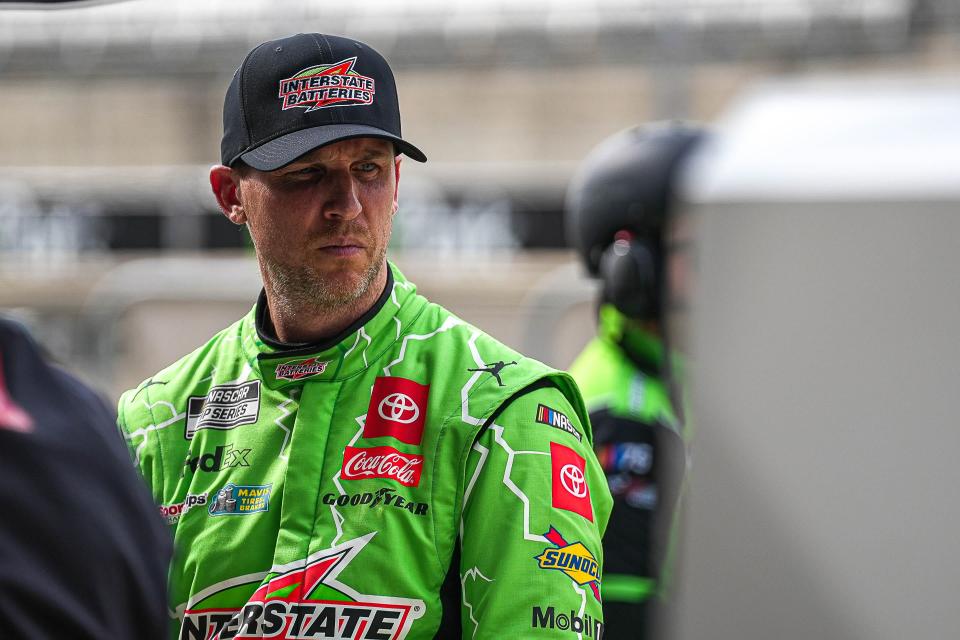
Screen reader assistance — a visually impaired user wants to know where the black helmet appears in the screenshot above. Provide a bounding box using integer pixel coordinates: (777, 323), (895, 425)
(565, 122), (705, 319)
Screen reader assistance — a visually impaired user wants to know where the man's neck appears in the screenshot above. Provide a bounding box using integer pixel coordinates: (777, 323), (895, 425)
(263, 266), (389, 345)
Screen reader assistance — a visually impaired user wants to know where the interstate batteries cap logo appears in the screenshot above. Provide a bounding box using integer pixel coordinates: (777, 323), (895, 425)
(185, 381), (260, 440)
(536, 527), (602, 601)
(180, 532), (424, 640)
(275, 357), (329, 381)
(279, 57), (375, 112)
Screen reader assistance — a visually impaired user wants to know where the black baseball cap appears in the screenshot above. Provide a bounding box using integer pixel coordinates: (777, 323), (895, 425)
(221, 33), (427, 171)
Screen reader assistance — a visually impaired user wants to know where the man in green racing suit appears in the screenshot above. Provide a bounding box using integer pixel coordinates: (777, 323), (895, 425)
(117, 33), (611, 640)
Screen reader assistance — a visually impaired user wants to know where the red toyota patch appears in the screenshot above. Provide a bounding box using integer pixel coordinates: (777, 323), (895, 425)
(362, 377), (429, 445)
(550, 442), (593, 522)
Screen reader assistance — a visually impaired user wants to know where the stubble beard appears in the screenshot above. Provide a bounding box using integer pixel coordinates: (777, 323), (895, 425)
(260, 237), (389, 319)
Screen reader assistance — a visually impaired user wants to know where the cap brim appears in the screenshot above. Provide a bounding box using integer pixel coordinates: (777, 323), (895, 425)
(238, 124), (427, 171)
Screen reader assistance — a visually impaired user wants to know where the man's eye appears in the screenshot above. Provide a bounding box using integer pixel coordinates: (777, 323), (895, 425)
(356, 162), (378, 173)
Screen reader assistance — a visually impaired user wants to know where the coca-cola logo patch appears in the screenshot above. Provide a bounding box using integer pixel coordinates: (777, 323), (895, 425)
(362, 377), (429, 445)
(341, 445), (423, 487)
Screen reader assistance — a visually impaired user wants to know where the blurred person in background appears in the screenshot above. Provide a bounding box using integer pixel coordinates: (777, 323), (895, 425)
(566, 123), (705, 639)
(0, 317), (170, 638)
(117, 33), (611, 639)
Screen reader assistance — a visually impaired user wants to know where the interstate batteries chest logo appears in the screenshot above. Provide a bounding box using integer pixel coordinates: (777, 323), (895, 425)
(279, 57), (375, 112)
(185, 381), (260, 440)
(536, 527), (602, 601)
(180, 532), (424, 640)
(275, 358), (329, 381)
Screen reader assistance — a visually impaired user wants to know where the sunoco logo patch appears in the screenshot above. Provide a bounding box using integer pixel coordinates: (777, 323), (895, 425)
(179, 532), (424, 639)
(278, 57), (375, 112)
(535, 526), (601, 601)
(185, 381), (260, 440)
(275, 357), (329, 381)
(208, 483), (272, 516)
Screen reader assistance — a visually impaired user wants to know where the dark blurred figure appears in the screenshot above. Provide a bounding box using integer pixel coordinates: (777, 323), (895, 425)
(0, 317), (170, 639)
(566, 123), (705, 639)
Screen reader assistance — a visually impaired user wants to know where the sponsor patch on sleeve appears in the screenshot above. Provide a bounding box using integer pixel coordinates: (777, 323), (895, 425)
(550, 442), (594, 522)
(362, 377), (429, 445)
(536, 404), (582, 442)
(534, 526), (602, 601)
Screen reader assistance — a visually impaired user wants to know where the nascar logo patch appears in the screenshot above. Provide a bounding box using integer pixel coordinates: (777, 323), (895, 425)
(536, 404), (582, 442)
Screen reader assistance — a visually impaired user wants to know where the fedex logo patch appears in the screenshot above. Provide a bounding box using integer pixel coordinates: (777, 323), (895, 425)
(362, 377), (429, 445)
(550, 442), (593, 522)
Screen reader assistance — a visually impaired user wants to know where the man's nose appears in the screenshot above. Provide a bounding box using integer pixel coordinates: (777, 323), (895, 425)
(322, 171), (362, 220)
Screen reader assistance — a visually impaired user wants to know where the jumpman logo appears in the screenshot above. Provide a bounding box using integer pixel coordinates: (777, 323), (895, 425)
(468, 361), (517, 387)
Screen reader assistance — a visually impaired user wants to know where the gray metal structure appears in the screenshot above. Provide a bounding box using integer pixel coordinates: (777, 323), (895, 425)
(672, 78), (960, 640)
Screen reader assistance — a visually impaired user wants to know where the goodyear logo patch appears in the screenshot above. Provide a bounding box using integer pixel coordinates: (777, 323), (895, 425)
(535, 527), (601, 600)
(208, 483), (272, 516)
(536, 404), (582, 442)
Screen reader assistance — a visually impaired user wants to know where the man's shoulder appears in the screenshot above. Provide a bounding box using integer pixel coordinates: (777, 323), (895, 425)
(403, 296), (589, 430)
(409, 297), (555, 379)
(117, 313), (252, 426)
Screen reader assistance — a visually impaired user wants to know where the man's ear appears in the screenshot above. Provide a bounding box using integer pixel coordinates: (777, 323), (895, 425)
(392, 156), (401, 215)
(209, 165), (246, 224)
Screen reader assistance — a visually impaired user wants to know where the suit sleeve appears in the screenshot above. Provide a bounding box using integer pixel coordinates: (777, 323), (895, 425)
(116, 383), (165, 501)
(458, 382), (613, 638)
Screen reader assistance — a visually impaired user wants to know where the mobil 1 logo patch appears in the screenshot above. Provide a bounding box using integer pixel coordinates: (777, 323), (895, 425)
(184, 381), (260, 440)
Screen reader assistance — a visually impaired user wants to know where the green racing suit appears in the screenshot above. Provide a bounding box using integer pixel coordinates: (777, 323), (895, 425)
(118, 262), (612, 640)
(568, 305), (689, 638)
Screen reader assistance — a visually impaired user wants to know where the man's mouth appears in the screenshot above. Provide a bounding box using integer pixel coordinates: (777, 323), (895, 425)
(317, 239), (365, 256)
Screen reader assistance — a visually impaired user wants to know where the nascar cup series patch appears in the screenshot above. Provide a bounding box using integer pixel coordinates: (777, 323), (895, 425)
(184, 381), (260, 440)
(179, 532), (424, 640)
(535, 526), (602, 601)
(278, 57), (375, 112)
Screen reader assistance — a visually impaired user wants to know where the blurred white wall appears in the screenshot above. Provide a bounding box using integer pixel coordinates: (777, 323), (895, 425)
(671, 78), (960, 640)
